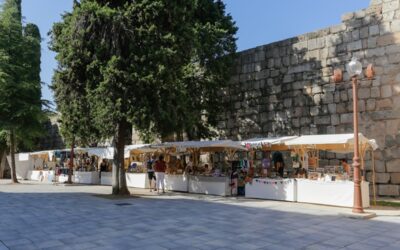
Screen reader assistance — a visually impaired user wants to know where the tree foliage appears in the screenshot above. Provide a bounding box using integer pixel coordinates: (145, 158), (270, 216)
(51, 0), (236, 194)
(0, 0), (44, 182)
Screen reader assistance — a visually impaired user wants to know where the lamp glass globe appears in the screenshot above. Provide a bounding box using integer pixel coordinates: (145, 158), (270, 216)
(346, 57), (362, 76)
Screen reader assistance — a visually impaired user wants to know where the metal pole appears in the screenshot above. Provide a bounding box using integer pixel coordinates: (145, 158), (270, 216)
(352, 76), (364, 213)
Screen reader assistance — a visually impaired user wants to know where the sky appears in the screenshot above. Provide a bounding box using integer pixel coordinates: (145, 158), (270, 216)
(16, 0), (370, 108)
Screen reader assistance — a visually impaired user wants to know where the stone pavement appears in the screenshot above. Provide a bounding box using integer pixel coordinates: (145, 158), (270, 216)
(0, 180), (400, 250)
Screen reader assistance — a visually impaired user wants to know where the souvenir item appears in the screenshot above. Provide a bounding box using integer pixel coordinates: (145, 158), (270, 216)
(262, 158), (270, 168)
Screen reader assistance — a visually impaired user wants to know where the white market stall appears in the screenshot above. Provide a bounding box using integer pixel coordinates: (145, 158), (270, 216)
(27, 148), (105, 184)
(285, 133), (378, 208)
(73, 171), (99, 184)
(246, 178), (297, 201)
(296, 179), (370, 208)
(76, 147), (114, 185)
(28, 170), (54, 182)
(100, 172), (112, 185)
(242, 137), (298, 201)
(97, 144), (155, 187)
(124, 144), (156, 188)
(158, 140), (248, 196)
(126, 173), (149, 188)
(188, 175), (231, 196)
(26, 150), (56, 182)
(146, 142), (190, 192)
(165, 174), (189, 192)
(13, 153), (33, 180)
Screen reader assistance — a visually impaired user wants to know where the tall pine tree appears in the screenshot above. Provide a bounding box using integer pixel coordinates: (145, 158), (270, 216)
(51, 0), (236, 194)
(0, 0), (44, 183)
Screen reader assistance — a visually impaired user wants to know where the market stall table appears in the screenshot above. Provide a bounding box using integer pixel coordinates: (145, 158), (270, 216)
(100, 172), (112, 185)
(189, 175), (231, 196)
(57, 174), (70, 183)
(296, 179), (370, 208)
(74, 171), (100, 184)
(28, 170), (54, 182)
(245, 178), (296, 201)
(165, 174), (188, 192)
(126, 173), (149, 188)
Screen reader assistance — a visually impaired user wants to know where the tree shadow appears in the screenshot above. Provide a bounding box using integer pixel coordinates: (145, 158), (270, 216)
(0, 189), (399, 249)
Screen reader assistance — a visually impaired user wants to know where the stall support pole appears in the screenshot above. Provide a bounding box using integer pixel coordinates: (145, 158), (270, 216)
(371, 150), (377, 206)
(352, 76), (364, 213)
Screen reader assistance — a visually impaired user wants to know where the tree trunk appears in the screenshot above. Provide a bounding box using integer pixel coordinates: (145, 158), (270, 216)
(117, 119), (129, 195)
(10, 130), (18, 183)
(67, 138), (75, 184)
(111, 133), (120, 195)
(0, 150), (5, 179)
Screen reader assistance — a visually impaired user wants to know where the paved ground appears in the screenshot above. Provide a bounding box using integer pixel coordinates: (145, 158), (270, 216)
(0, 180), (400, 250)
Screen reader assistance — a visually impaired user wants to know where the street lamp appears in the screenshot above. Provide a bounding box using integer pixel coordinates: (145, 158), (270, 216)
(346, 57), (364, 214)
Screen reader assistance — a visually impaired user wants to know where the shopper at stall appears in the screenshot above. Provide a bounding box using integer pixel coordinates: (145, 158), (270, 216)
(147, 155), (156, 192)
(341, 159), (351, 176)
(100, 159), (108, 172)
(272, 151), (285, 177)
(154, 155), (167, 194)
(185, 156), (194, 175)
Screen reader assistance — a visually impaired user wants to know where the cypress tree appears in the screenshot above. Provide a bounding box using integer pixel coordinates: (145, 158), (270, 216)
(0, 0), (44, 183)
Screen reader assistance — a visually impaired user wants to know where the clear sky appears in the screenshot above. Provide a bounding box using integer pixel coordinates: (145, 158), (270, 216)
(17, 0), (370, 107)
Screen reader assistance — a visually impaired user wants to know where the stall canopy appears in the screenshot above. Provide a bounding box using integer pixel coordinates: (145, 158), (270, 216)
(30, 150), (54, 161)
(82, 147), (114, 159)
(241, 136), (298, 150)
(153, 140), (247, 152)
(284, 133), (378, 152)
(124, 144), (153, 158)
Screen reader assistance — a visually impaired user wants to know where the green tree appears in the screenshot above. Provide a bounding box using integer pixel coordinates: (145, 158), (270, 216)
(0, 130), (8, 179)
(0, 0), (44, 183)
(133, 0), (237, 140)
(51, 0), (236, 194)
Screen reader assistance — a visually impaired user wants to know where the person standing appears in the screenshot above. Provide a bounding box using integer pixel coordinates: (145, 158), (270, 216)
(341, 159), (351, 176)
(272, 151), (285, 177)
(146, 155), (156, 192)
(154, 155), (167, 194)
(100, 159), (108, 172)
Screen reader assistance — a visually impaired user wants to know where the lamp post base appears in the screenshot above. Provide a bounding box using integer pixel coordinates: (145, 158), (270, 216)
(339, 211), (376, 220)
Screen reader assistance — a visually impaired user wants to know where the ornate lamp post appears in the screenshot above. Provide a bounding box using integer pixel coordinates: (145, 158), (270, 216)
(346, 57), (364, 214)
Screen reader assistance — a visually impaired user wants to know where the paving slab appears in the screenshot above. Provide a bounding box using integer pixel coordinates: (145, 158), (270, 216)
(1, 180), (400, 250)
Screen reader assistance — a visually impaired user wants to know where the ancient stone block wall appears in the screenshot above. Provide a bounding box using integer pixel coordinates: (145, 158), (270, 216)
(217, 0), (400, 196)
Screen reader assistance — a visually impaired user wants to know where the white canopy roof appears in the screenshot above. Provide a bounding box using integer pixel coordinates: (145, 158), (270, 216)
(74, 147), (114, 159)
(29, 150), (54, 160)
(284, 133), (378, 152)
(124, 144), (153, 158)
(152, 140), (247, 152)
(241, 136), (298, 148)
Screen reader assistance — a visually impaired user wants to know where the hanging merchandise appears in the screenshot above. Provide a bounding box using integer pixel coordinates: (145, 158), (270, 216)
(291, 151), (300, 169)
(254, 179), (292, 184)
(262, 158), (271, 168)
(303, 152), (309, 170)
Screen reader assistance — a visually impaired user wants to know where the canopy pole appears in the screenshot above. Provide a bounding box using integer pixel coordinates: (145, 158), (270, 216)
(371, 150), (377, 206)
(360, 144), (366, 182)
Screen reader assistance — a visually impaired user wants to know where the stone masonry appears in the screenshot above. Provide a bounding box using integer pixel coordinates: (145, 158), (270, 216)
(217, 0), (400, 197)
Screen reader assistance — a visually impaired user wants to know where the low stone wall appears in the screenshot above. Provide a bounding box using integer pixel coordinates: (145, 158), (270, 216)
(218, 0), (400, 196)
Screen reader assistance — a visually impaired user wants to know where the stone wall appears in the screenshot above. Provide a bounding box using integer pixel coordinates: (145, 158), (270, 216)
(37, 114), (65, 150)
(217, 0), (400, 196)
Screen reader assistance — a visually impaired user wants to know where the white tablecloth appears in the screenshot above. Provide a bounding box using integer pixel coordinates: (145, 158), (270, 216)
(296, 179), (370, 208)
(165, 174), (188, 192)
(245, 178), (296, 201)
(28, 170), (54, 182)
(100, 172), (112, 185)
(126, 173), (149, 188)
(189, 176), (231, 196)
(74, 172), (99, 184)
